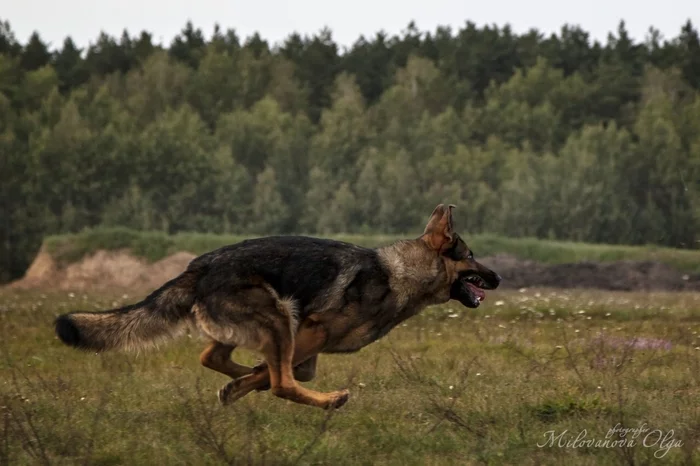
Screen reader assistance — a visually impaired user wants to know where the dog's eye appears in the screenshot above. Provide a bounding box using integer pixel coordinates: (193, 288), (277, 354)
(467, 252), (473, 260)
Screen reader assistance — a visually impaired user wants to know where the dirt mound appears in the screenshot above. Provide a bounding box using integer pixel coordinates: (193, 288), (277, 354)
(479, 254), (700, 292)
(8, 249), (700, 293)
(10, 247), (196, 292)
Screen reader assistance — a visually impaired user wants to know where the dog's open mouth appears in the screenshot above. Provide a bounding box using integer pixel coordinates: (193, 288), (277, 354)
(464, 275), (488, 300)
(450, 273), (495, 308)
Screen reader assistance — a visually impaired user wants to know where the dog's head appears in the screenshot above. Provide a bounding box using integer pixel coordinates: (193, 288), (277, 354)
(421, 204), (501, 308)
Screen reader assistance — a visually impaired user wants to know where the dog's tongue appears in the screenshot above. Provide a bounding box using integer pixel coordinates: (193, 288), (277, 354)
(465, 282), (486, 300)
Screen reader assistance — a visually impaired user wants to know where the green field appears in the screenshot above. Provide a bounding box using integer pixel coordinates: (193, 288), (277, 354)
(2, 287), (699, 465)
(44, 227), (700, 273)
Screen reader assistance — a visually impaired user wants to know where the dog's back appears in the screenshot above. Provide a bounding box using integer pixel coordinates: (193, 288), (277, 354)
(190, 235), (390, 319)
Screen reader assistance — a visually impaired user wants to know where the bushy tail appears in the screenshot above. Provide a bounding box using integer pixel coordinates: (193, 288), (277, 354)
(54, 271), (197, 352)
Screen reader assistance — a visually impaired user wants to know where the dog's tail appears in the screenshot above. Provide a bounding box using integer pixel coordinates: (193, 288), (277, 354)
(54, 271), (198, 352)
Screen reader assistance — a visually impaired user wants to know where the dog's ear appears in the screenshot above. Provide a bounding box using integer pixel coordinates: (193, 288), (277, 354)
(422, 204), (456, 252)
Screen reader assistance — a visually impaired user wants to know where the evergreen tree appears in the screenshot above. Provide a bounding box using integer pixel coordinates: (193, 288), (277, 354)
(0, 20), (21, 56)
(678, 20), (700, 90)
(53, 37), (88, 93)
(169, 21), (207, 68)
(20, 32), (51, 71)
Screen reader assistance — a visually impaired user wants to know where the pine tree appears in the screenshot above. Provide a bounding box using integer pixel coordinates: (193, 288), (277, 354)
(53, 37), (88, 93)
(20, 32), (51, 71)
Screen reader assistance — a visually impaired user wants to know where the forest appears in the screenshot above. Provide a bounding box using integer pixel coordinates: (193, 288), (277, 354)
(1, 18), (699, 282)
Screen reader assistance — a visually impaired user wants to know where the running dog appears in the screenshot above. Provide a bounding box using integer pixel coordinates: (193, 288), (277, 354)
(55, 204), (501, 410)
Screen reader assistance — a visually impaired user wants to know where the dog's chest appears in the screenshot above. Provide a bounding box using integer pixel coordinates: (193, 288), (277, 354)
(320, 300), (429, 354)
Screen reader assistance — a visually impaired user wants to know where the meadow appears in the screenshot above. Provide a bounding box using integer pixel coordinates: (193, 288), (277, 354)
(2, 286), (699, 465)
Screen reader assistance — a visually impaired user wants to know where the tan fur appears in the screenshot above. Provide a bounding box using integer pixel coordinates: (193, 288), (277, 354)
(377, 240), (450, 309)
(264, 283), (301, 333)
(63, 303), (193, 352)
(193, 301), (265, 352)
(199, 342), (253, 379)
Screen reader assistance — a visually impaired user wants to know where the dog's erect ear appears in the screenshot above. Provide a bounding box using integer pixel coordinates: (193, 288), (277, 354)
(422, 204), (456, 252)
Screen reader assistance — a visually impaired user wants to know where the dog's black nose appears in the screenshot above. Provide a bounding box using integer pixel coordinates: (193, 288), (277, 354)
(493, 273), (502, 286)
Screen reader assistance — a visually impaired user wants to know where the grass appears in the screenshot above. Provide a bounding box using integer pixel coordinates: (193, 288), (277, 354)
(2, 287), (700, 465)
(44, 227), (700, 273)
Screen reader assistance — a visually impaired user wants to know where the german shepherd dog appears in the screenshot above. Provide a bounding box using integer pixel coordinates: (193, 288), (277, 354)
(55, 204), (501, 410)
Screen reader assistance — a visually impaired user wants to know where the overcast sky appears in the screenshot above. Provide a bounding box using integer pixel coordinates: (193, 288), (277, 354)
(4, 0), (698, 52)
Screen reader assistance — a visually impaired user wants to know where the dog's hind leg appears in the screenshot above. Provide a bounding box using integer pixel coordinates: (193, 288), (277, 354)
(255, 354), (318, 391)
(199, 341), (254, 379)
(219, 319), (348, 410)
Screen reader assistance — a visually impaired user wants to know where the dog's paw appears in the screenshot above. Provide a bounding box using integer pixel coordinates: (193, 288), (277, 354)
(218, 382), (234, 405)
(218, 377), (245, 405)
(325, 389), (350, 410)
(219, 376), (257, 406)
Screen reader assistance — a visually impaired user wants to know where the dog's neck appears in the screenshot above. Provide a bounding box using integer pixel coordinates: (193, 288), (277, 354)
(376, 239), (450, 311)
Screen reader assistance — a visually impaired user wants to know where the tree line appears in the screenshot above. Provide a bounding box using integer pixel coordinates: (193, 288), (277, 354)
(1, 18), (699, 282)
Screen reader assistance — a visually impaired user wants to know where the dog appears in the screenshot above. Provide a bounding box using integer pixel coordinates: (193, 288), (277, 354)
(54, 204), (501, 410)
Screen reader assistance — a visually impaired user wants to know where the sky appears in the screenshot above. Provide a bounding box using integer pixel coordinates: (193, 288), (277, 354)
(3, 0), (699, 52)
